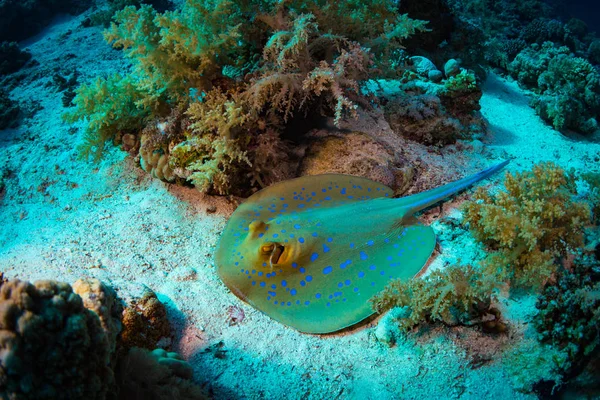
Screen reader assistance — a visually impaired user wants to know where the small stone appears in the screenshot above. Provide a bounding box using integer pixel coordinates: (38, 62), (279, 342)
(470, 139), (484, 153)
(206, 205), (217, 213)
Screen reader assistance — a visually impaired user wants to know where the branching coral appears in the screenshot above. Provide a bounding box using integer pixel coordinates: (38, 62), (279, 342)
(462, 162), (591, 288)
(371, 265), (502, 333)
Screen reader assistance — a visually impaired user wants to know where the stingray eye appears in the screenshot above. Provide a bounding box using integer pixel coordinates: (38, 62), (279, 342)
(261, 243), (275, 255)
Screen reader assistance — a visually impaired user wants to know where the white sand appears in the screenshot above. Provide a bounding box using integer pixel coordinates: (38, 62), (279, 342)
(1, 10), (598, 400)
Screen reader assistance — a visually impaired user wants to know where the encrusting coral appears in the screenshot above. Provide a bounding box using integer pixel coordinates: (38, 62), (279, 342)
(0, 279), (115, 399)
(120, 288), (172, 350)
(462, 162), (591, 289)
(0, 276), (207, 400)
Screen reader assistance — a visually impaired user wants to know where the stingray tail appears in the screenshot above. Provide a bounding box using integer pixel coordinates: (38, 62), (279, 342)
(401, 160), (509, 215)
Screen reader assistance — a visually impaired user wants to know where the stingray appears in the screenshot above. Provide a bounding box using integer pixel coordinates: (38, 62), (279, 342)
(215, 160), (509, 334)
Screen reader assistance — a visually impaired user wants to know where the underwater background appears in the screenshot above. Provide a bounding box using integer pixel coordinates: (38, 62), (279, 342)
(0, 0), (599, 398)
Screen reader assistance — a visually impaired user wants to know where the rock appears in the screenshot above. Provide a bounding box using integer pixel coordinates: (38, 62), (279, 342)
(428, 69), (443, 82)
(299, 131), (414, 194)
(444, 59), (461, 77)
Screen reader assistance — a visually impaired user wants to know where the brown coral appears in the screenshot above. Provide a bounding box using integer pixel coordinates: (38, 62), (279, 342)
(114, 347), (208, 400)
(120, 288), (172, 351)
(0, 279), (114, 399)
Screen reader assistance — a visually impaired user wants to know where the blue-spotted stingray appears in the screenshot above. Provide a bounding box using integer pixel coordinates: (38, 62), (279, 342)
(215, 160), (509, 333)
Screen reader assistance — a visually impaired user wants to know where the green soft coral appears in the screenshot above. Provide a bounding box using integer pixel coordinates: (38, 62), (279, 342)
(462, 162), (591, 288)
(63, 74), (150, 161)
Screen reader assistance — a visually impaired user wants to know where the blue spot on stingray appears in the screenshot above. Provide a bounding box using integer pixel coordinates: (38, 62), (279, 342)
(367, 240), (374, 246)
(258, 233), (264, 238)
(281, 280), (287, 287)
(310, 253), (319, 262)
(260, 282), (266, 287)
(271, 284), (277, 289)
(299, 267), (306, 273)
(258, 272), (263, 276)
(283, 203), (288, 207)
(323, 244), (330, 253)
(305, 301), (310, 305)
(354, 287), (359, 292)
(323, 266), (333, 274)
(262, 262), (267, 267)
(290, 289), (297, 296)
(327, 237), (333, 242)
(350, 243), (355, 248)
(287, 302), (291, 306)
(294, 224), (301, 229)
(358, 271), (365, 278)
(341, 188), (346, 194)
(322, 189), (327, 192)
(369, 264), (376, 270)
(292, 262), (298, 268)
(268, 291), (276, 297)
(252, 281), (256, 285)
(300, 280), (306, 287)
(315, 293), (322, 299)
(360, 251), (368, 260)
(327, 302), (331, 307)
(311, 192), (316, 196)
(338, 282), (343, 288)
(312, 232), (318, 237)
(324, 196), (331, 200)
(273, 234), (278, 238)
(345, 280), (351, 286)
(380, 271), (386, 275)
(305, 275), (313, 282)
(235, 262), (239, 266)
(299, 237), (305, 243)
(298, 204), (305, 208)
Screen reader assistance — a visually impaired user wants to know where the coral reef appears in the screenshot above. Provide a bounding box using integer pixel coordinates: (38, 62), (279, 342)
(509, 42), (600, 134)
(533, 254), (600, 386)
(66, 0), (429, 195)
(0, 87), (20, 130)
(0, 0), (92, 42)
(121, 288), (172, 350)
(371, 265), (503, 335)
(0, 41), (31, 75)
(299, 131), (414, 193)
(0, 276), (207, 400)
(72, 278), (123, 356)
(0, 279), (115, 399)
(114, 347), (208, 400)
(462, 162), (591, 288)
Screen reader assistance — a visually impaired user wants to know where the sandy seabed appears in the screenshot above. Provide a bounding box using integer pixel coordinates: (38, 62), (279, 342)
(1, 9), (599, 400)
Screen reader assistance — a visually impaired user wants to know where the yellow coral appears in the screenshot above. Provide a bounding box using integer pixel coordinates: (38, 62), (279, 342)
(463, 162), (591, 288)
(371, 265), (500, 332)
